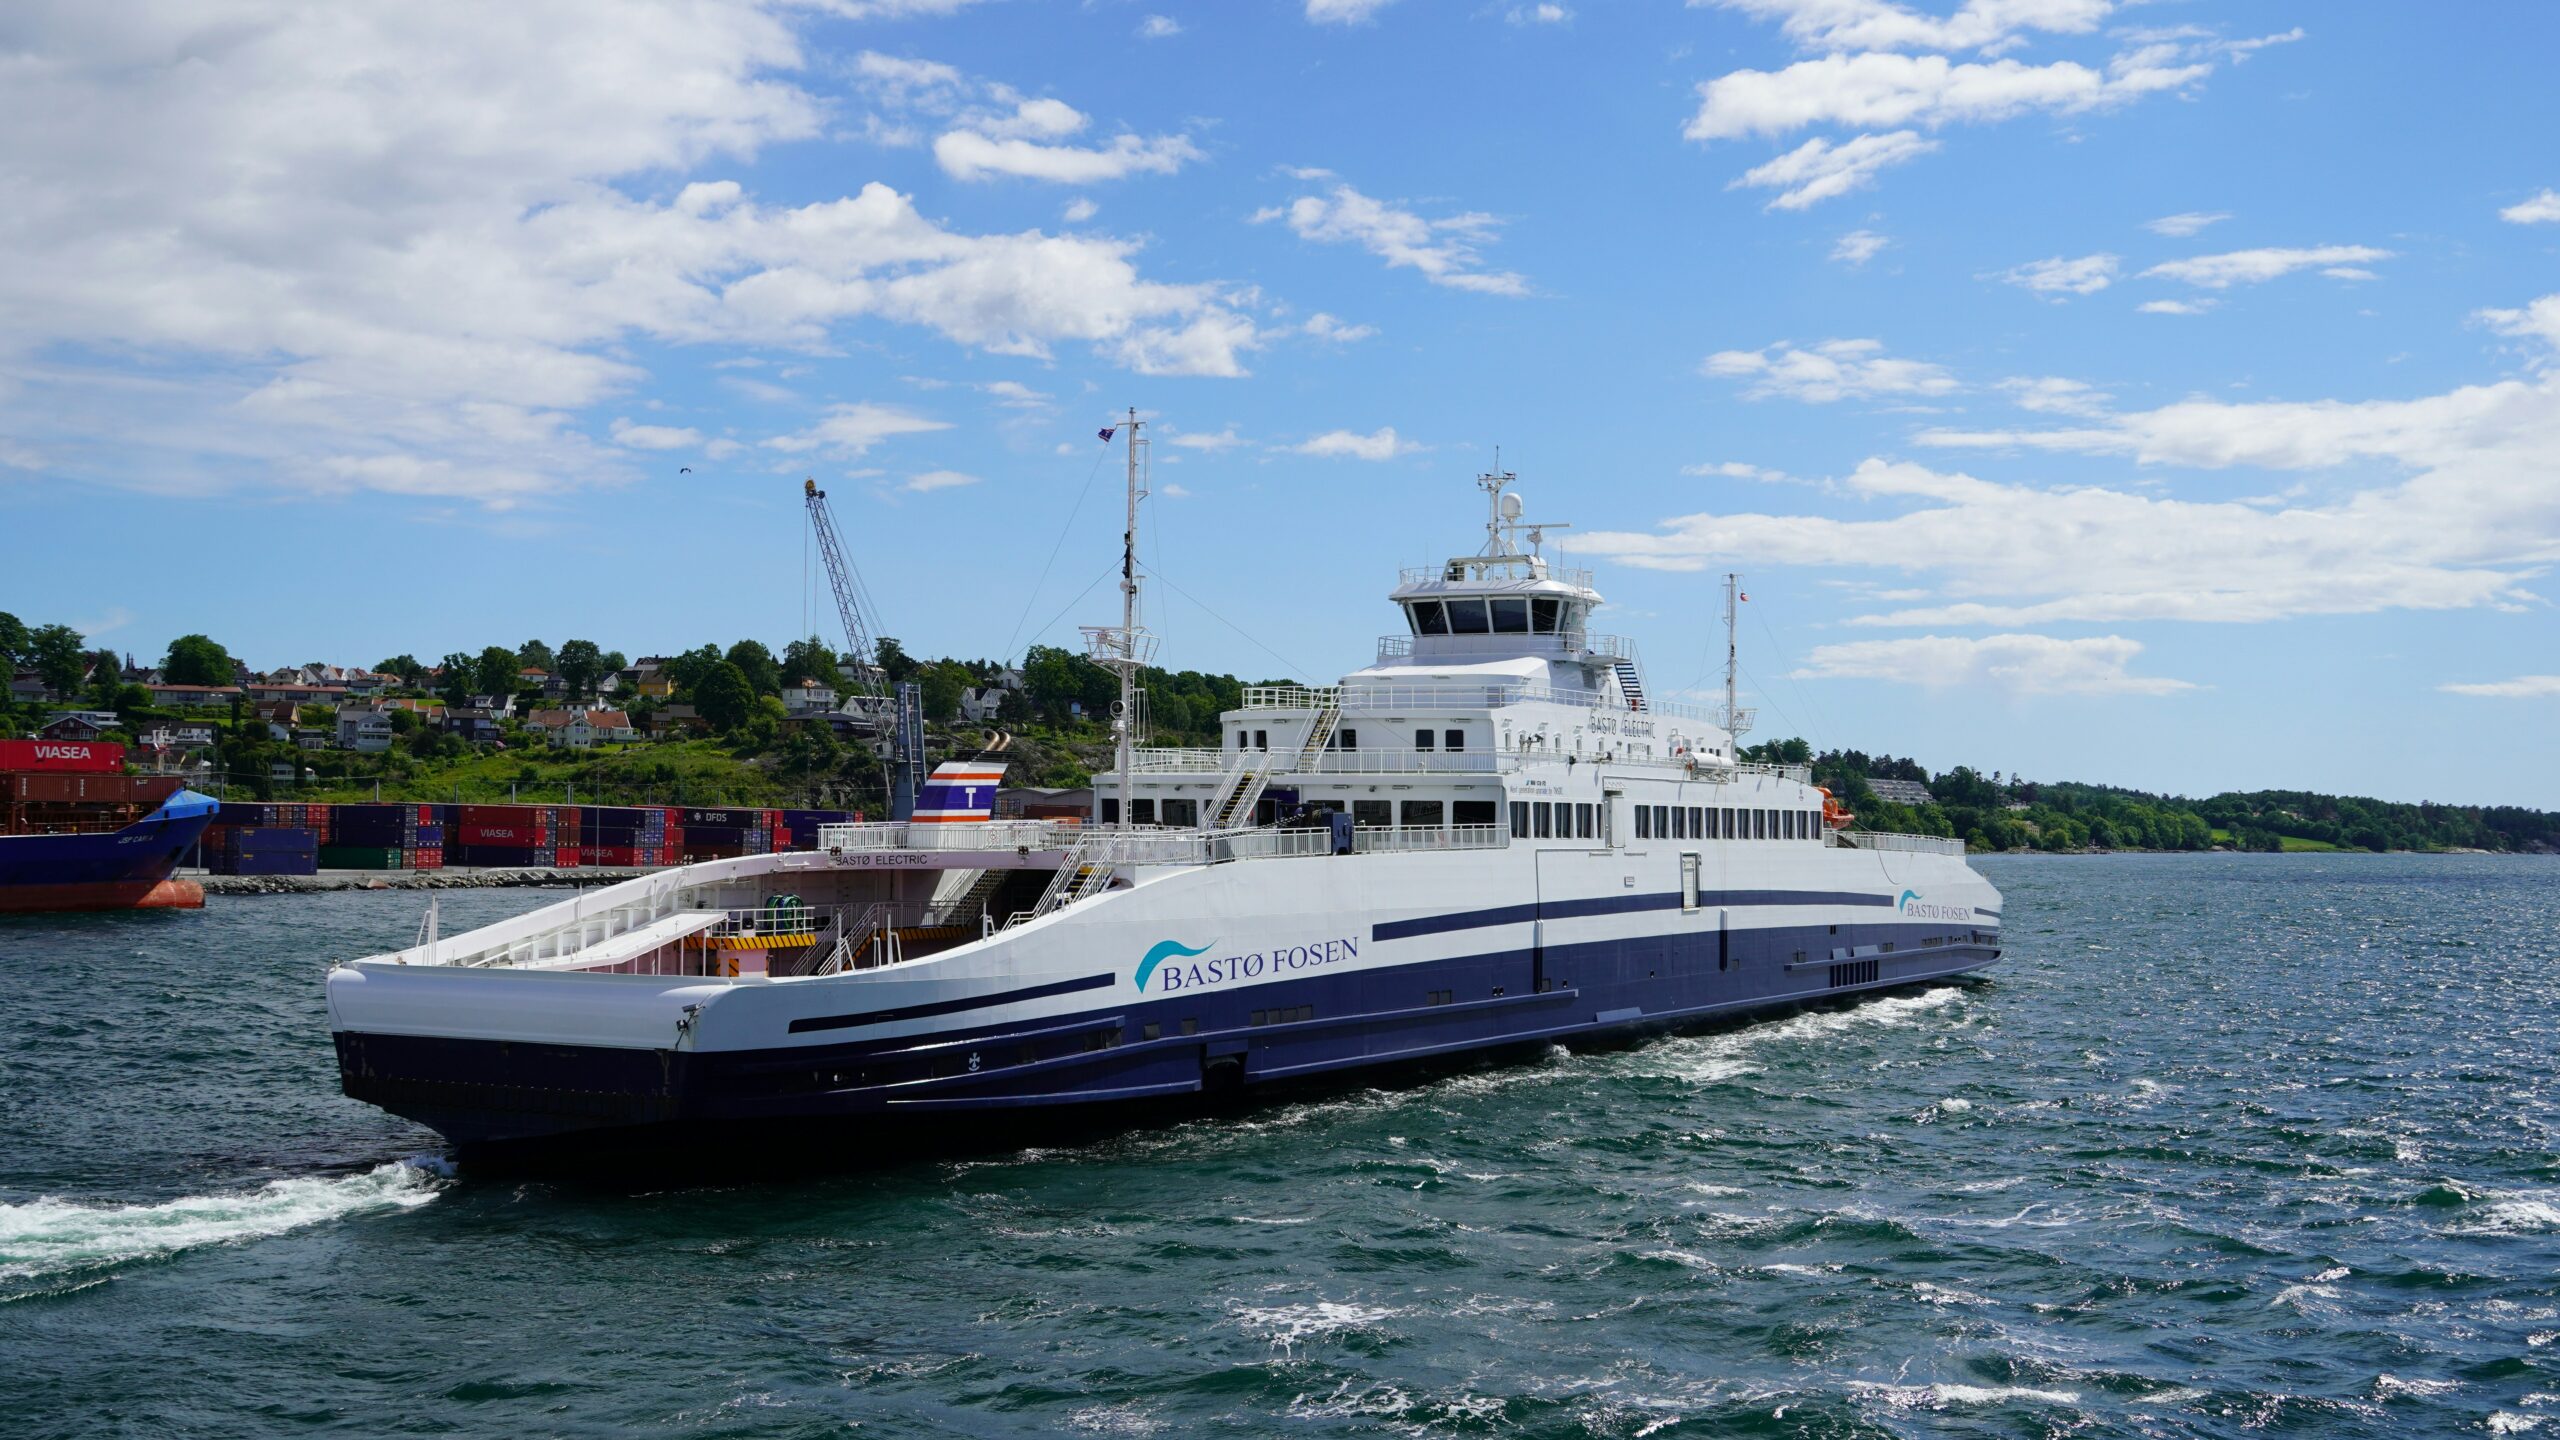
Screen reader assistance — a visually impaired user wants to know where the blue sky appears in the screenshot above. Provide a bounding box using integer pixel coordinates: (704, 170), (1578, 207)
(4, 0), (2557, 805)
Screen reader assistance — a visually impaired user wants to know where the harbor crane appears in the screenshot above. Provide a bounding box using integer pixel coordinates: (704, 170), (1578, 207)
(803, 478), (925, 818)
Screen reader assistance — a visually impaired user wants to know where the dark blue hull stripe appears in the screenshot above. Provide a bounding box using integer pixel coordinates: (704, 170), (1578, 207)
(1373, 888), (1895, 941)
(788, 971), (1117, 1033)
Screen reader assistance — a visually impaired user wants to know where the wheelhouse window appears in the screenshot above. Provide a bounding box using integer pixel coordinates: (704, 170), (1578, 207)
(1444, 728), (1466, 752)
(1410, 600), (1449, 635)
(1654, 804), (1671, 839)
(1162, 798), (1198, 827)
(1488, 597), (1530, 633)
(1401, 799), (1444, 828)
(1415, 729), (1435, 751)
(1454, 800), (1498, 827)
(1131, 798), (1155, 824)
(1354, 799), (1393, 828)
(1445, 599), (1491, 634)
(1530, 596), (1561, 633)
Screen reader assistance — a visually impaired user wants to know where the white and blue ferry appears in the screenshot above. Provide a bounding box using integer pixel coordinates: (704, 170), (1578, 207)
(328, 454), (2001, 1162)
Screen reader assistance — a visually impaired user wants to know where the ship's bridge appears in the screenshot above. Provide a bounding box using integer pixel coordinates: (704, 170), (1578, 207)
(1374, 474), (1644, 705)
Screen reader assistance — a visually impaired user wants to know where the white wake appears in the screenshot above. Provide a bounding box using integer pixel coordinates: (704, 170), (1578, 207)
(0, 1159), (448, 1286)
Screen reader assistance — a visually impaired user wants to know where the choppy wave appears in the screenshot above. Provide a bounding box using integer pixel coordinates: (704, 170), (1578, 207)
(0, 1160), (447, 1289)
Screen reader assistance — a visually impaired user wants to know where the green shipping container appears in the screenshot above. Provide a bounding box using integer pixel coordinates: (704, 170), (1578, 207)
(318, 845), (408, 870)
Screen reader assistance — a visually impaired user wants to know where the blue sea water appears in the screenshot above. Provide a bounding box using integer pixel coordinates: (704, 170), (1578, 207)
(2, 854), (2557, 1437)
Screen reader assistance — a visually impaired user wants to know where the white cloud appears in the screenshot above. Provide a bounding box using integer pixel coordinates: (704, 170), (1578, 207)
(1570, 311), (2560, 628)
(2142, 245), (2393, 288)
(1157, 481), (1194, 498)
(852, 54), (1202, 185)
(1685, 51), (2207, 144)
(1300, 312), (1378, 343)
(1684, 460), (1796, 483)
(1995, 252), (2119, 297)
(0, 7), (1263, 509)
(764, 403), (951, 457)
(1259, 182), (1529, 295)
(2440, 675), (2560, 698)
(608, 418), (704, 450)
(2502, 190), (2560, 226)
(934, 101), (1203, 183)
(1793, 633), (2195, 696)
(1703, 338), (1958, 403)
(1136, 15), (1182, 38)
(1699, 0), (2114, 55)
(2144, 210), (2230, 237)
(981, 380), (1051, 409)
(2139, 298), (2216, 316)
(1831, 229), (1892, 266)
(1683, 19), (2256, 207)
(1307, 0), (1397, 22)
(1997, 376), (2111, 416)
(1166, 426), (1247, 452)
(902, 469), (978, 492)
(1732, 130), (1939, 209)
(1508, 3), (1573, 23)
(1293, 427), (1412, 460)
(1062, 197), (1099, 222)
(2478, 295), (2560, 350)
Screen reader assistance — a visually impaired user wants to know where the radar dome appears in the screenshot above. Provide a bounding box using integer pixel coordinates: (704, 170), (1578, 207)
(1500, 492), (1524, 520)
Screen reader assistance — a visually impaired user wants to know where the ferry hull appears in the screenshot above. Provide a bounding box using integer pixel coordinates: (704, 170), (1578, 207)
(335, 918), (1997, 1161)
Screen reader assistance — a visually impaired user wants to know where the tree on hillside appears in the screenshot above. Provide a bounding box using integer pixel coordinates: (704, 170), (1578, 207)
(436, 652), (476, 708)
(918, 661), (968, 722)
(376, 654), (424, 683)
(518, 638), (555, 673)
(28, 623), (86, 695)
(694, 661), (756, 732)
(778, 717), (842, 800)
(555, 639), (604, 696)
(781, 636), (838, 689)
(162, 633), (234, 686)
(872, 636), (918, 685)
(724, 639), (782, 696)
(473, 645), (521, 696)
(666, 644), (724, 696)
(0, 612), (28, 669)
(597, 649), (627, 680)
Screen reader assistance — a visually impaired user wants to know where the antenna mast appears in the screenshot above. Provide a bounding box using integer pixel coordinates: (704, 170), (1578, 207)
(1083, 408), (1153, 827)
(1722, 573), (1753, 756)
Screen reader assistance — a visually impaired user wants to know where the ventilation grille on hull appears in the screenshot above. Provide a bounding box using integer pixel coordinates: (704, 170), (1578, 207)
(1827, 958), (1880, 988)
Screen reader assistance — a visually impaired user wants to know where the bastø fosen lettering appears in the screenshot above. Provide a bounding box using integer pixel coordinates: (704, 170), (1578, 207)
(1155, 936), (1359, 994)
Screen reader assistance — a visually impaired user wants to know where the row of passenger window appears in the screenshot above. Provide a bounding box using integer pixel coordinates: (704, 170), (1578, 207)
(1636, 804), (1821, 842)
(1509, 801), (1600, 841)
(1231, 728), (1469, 752)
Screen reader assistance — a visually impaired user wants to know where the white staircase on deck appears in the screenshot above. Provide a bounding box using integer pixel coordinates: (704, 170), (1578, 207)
(1202, 697), (1342, 830)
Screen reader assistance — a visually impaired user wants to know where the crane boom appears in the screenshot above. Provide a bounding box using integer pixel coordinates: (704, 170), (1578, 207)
(804, 478), (885, 706)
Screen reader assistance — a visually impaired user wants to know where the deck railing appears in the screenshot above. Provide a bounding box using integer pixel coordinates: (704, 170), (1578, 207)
(1830, 829), (1966, 856)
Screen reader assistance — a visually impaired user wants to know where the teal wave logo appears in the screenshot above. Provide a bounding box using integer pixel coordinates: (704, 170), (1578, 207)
(1897, 889), (1921, 913)
(1135, 939), (1211, 992)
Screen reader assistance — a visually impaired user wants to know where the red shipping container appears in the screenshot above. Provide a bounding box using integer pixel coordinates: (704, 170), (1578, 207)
(411, 847), (445, 870)
(554, 846), (581, 869)
(0, 739), (126, 774)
